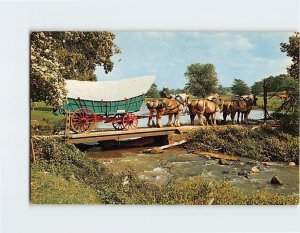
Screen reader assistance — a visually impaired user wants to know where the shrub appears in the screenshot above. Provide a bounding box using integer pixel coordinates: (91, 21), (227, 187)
(32, 138), (124, 204)
(271, 111), (300, 136)
(185, 125), (299, 162)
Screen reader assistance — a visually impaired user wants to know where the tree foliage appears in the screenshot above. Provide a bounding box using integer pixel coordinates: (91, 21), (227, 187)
(30, 31), (120, 107)
(251, 74), (290, 95)
(251, 81), (264, 96)
(146, 83), (160, 98)
(280, 32), (299, 81)
(184, 63), (218, 98)
(217, 84), (227, 95)
(231, 79), (250, 96)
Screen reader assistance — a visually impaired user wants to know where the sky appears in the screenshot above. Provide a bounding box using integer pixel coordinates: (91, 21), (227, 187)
(95, 32), (293, 89)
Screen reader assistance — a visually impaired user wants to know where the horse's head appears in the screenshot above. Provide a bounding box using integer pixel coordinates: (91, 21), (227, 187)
(241, 94), (255, 106)
(175, 93), (189, 106)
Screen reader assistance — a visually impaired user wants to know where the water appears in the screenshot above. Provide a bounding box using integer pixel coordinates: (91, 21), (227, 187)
(87, 147), (299, 196)
(96, 103), (268, 129)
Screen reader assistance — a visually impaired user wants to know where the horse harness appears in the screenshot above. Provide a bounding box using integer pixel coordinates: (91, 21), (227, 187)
(147, 95), (185, 112)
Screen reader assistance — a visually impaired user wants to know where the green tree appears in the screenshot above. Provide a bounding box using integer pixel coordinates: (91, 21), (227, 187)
(231, 79), (250, 96)
(280, 32), (299, 81)
(251, 74), (291, 96)
(30, 31), (120, 107)
(251, 81), (263, 96)
(217, 84), (226, 95)
(184, 63), (218, 98)
(146, 83), (160, 98)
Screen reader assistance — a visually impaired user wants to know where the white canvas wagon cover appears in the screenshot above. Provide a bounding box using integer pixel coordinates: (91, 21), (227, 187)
(65, 76), (155, 101)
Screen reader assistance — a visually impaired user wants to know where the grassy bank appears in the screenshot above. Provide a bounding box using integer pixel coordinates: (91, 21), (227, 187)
(31, 138), (298, 205)
(185, 125), (299, 163)
(31, 102), (64, 135)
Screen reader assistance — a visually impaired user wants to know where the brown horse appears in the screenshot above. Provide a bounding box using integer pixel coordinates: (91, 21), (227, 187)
(187, 99), (221, 126)
(223, 95), (254, 124)
(146, 94), (188, 128)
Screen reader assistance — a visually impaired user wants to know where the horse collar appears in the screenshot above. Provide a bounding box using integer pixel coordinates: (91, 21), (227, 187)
(175, 95), (185, 106)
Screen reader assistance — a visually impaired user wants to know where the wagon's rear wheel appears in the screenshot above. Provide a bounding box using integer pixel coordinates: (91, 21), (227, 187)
(112, 114), (125, 130)
(123, 113), (138, 130)
(71, 108), (96, 134)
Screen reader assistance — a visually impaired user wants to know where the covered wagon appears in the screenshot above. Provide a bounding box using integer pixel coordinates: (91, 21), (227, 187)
(58, 76), (155, 133)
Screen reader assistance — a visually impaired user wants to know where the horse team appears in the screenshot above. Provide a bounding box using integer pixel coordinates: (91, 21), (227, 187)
(146, 94), (256, 128)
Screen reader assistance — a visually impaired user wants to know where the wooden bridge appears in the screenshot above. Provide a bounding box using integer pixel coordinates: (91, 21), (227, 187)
(65, 126), (200, 144)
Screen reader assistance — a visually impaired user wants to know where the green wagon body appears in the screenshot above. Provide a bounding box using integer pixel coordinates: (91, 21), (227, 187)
(63, 95), (144, 115)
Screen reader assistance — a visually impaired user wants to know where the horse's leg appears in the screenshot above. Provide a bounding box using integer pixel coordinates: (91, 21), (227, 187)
(213, 113), (217, 126)
(147, 115), (152, 127)
(223, 112), (227, 123)
(176, 111), (181, 127)
(231, 112), (236, 124)
(198, 112), (204, 126)
(204, 114), (209, 126)
(237, 111), (240, 124)
(240, 112), (244, 124)
(147, 111), (154, 127)
(156, 111), (163, 128)
(167, 114), (174, 127)
(210, 114), (214, 126)
(244, 112), (249, 125)
(190, 114), (196, 125)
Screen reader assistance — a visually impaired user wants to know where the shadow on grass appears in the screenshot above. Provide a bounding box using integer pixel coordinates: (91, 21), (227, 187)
(35, 107), (53, 112)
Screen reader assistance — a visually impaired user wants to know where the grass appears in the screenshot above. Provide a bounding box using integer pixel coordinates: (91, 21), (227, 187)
(31, 171), (99, 204)
(31, 102), (65, 135)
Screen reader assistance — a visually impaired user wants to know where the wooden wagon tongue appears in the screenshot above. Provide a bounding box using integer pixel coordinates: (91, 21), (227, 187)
(63, 76), (155, 134)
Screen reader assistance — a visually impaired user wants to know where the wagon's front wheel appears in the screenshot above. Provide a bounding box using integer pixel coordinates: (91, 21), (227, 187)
(123, 113), (138, 130)
(71, 108), (96, 134)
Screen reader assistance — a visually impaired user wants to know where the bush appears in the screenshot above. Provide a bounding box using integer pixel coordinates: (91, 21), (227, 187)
(185, 125), (299, 162)
(32, 138), (124, 204)
(271, 111), (300, 136)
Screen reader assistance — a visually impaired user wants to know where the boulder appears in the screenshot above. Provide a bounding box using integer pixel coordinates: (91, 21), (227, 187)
(239, 162), (245, 166)
(288, 162), (296, 166)
(251, 166), (260, 173)
(238, 170), (249, 176)
(143, 147), (163, 154)
(271, 175), (283, 185)
(151, 147), (164, 154)
(262, 161), (272, 166)
(219, 159), (230, 165)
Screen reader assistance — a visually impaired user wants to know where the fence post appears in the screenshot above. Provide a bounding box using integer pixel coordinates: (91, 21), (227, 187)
(30, 138), (36, 163)
(263, 79), (268, 121)
(64, 111), (71, 144)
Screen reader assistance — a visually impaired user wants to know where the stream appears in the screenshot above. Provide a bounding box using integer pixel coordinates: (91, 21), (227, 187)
(86, 147), (299, 196)
(84, 105), (298, 196)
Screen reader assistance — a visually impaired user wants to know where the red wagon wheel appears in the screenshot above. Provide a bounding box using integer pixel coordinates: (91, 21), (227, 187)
(70, 108), (96, 134)
(123, 113), (138, 130)
(112, 114), (125, 130)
